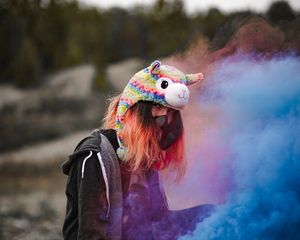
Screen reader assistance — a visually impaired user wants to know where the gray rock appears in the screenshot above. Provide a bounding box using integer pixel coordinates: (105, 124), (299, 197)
(106, 58), (145, 91)
(0, 85), (26, 110)
(45, 64), (96, 99)
(0, 130), (91, 172)
(0, 64), (96, 111)
(0, 64), (103, 152)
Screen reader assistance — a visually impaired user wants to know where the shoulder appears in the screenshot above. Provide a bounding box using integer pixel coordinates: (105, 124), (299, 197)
(74, 129), (102, 153)
(61, 129), (119, 175)
(74, 128), (119, 153)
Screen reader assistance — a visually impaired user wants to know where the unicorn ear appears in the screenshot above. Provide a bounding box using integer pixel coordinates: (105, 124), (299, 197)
(150, 60), (161, 74)
(185, 73), (204, 86)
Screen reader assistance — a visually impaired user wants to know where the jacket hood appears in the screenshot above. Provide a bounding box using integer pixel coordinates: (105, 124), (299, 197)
(61, 129), (119, 175)
(61, 129), (103, 175)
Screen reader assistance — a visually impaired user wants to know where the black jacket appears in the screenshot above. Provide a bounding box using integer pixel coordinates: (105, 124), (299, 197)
(62, 129), (214, 240)
(62, 129), (122, 240)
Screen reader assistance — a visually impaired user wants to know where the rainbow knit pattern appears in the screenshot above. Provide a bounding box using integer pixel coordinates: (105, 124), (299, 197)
(116, 60), (204, 159)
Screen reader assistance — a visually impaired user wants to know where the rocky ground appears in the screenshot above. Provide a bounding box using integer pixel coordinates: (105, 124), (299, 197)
(0, 60), (145, 240)
(0, 173), (66, 240)
(0, 131), (90, 240)
(0, 64), (96, 239)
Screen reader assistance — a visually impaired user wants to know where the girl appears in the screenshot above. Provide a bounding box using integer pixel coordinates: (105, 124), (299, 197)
(62, 61), (210, 239)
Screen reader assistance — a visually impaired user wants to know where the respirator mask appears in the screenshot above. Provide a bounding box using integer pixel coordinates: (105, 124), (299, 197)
(154, 110), (183, 150)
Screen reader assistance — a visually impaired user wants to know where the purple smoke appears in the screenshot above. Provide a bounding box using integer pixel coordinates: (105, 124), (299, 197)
(179, 54), (300, 239)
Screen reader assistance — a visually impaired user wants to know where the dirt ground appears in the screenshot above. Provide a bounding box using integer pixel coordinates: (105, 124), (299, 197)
(0, 172), (67, 240)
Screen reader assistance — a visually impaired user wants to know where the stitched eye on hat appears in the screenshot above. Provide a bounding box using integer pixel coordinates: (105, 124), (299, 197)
(156, 77), (173, 92)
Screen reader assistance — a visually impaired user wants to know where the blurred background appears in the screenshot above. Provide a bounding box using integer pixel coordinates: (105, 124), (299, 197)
(0, 0), (299, 239)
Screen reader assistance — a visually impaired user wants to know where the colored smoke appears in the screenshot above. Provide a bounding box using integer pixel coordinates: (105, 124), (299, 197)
(178, 54), (300, 239)
(160, 15), (300, 238)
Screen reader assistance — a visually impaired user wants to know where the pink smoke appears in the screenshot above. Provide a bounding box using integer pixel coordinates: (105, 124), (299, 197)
(160, 16), (300, 209)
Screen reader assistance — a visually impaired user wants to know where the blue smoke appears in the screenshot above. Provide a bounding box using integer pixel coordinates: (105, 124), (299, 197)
(180, 55), (300, 240)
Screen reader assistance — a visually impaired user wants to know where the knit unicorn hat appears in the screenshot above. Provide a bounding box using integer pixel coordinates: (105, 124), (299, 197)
(116, 60), (204, 159)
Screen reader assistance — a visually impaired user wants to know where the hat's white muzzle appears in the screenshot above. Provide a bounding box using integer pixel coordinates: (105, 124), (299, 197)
(165, 83), (190, 109)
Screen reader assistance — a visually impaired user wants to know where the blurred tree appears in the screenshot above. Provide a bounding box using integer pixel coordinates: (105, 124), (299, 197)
(13, 37), (40, 87)
(41, 0), (75, 68)
(267, 0), (296, 24)
(210, 11), (255, 51)
(0, 0), (26, 83)
(0, 0), (298, 89)
(105, 7), (147, 62)
(146, 0), (191, 58)
(266, 1), (300, 53)
(202, 8), (228, 40)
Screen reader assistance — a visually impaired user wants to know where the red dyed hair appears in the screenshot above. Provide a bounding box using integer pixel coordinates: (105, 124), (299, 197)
(102, 94), (186, 179)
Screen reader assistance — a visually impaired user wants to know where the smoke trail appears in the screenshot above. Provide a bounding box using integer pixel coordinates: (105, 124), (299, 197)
(179, 54), (300, 239)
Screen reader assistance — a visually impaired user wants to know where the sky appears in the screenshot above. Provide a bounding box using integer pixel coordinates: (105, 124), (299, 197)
(79, 0), (300, 14)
